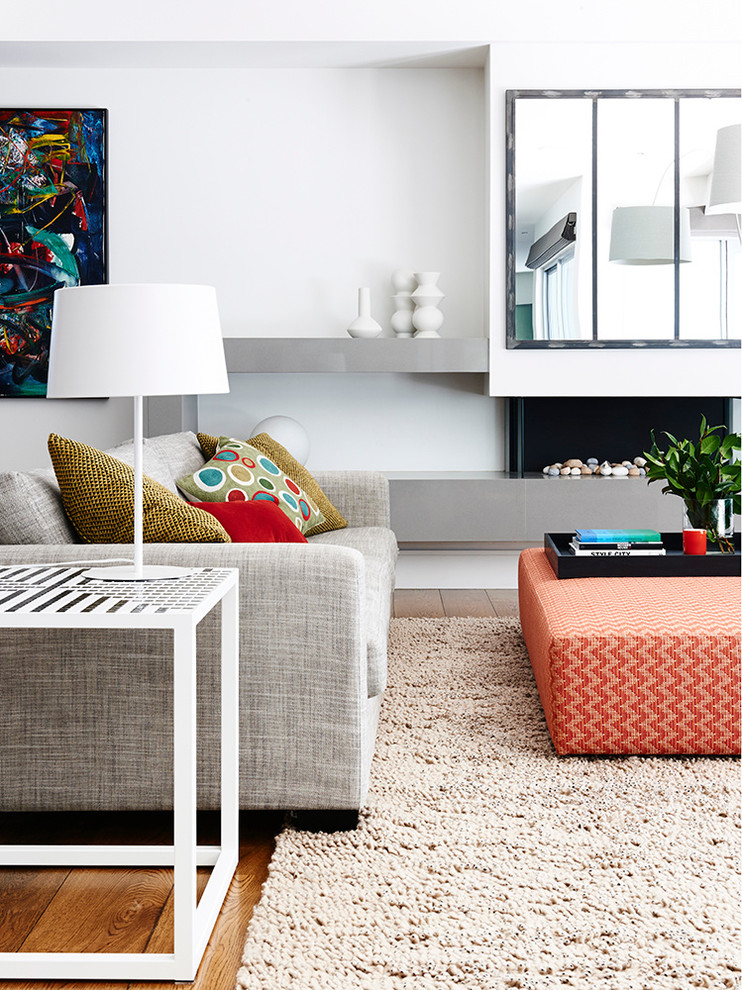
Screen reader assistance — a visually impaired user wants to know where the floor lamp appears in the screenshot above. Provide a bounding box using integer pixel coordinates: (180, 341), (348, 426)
(47, 283), (230, 581)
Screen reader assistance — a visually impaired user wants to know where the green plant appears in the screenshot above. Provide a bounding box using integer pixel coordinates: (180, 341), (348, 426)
(644, 417), (740, 551)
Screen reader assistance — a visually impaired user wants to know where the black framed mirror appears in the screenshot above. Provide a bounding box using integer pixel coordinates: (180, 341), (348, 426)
(506, 89), (741, 348)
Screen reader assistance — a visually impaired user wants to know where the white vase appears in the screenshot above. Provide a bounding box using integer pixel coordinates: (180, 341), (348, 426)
(390, 292), (414, 338)
(347, 287), (383, 338)
(412, 306), (444, 336)
(411, 272), (444, 337)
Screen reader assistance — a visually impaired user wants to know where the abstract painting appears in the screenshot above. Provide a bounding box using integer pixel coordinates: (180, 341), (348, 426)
(0, 109), (106, 396)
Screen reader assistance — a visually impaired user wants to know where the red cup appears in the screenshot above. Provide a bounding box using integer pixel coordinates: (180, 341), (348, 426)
(683, 529), (707, 555)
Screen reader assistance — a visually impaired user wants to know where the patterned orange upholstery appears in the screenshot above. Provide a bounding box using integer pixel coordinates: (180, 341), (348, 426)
(518, 547), (741, 755)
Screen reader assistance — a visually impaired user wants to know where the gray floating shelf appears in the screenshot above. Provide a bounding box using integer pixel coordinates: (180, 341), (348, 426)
(223, 337), (489, 374)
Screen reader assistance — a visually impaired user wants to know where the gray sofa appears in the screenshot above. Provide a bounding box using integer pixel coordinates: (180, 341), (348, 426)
(0, 431), (398, 814)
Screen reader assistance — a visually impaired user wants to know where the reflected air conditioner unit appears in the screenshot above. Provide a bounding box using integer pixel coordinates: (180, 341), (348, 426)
(525, 212), (577, 270)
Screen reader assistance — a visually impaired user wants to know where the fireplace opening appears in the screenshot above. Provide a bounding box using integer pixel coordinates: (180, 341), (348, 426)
(508, 397), (734, 477)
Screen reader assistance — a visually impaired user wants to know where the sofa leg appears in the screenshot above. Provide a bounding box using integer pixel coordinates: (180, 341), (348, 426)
(288, 809), (360, 833)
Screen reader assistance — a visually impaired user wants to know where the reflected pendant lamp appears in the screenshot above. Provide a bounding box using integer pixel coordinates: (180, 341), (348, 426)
(608, 206), (692, 265)
(706, 123), (741, 215)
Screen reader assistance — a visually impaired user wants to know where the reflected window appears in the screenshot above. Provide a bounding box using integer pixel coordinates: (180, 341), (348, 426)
(537, 245), (576, 340)
(680, 214), (741, 339)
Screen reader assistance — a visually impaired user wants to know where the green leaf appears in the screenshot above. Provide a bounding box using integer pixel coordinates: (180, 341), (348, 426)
(700, 434), (721, 456)
(720, 433), (741, 460)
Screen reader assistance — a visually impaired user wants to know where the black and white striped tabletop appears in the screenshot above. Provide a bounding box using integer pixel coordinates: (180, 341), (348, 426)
(0, 564), (234, 616)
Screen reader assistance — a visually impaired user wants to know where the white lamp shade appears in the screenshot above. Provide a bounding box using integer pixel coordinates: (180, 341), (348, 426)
(47, 283), (229, 398)
(706, 123), (741, 215)
(608, 206), (692, 265)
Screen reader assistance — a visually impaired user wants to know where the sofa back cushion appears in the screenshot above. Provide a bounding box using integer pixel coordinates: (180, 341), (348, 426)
(139, 431), (208, 487)
(104, 438), (179, 492)
(0, 469), (78, 544)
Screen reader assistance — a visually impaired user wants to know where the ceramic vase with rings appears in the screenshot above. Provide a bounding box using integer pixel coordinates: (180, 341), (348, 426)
(411, 272), (444, 337)
(390, 270), (416, 338)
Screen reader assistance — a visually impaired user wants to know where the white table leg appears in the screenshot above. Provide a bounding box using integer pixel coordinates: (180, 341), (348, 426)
(221, 583), (240, 857)
(173, 618), (198, 981)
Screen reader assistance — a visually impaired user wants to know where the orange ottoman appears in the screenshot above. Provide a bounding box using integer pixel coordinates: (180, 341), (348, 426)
(518, 547), (741, 755)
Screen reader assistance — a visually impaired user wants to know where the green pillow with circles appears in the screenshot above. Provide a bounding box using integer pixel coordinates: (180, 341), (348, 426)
(176, 436), (325, 536)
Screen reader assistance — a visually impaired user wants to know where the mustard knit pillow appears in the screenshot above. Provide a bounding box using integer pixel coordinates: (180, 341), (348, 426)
(48, 434), (230, 544)
(197, 431), (348, 537)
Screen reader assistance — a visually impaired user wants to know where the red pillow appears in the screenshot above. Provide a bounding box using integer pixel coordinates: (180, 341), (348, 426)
(191, 500), (308, 543)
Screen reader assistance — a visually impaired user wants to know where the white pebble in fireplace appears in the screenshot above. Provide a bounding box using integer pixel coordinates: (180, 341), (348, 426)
(542, 457), (648, 477)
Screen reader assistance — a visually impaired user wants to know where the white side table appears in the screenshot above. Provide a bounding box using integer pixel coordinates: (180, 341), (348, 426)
(0, 563), (239, 982)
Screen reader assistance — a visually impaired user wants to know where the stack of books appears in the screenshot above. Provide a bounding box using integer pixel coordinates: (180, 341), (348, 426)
(571, 529), (665, 556)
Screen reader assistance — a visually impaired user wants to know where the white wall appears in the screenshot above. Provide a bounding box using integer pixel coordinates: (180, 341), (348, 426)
(0, 65), (485, 469)
(102, 68), (484, 341)
(1, 32), (739, 471)
(200, 374), (502, 472)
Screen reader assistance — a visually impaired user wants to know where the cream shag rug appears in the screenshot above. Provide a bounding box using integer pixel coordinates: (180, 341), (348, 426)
(236, 618), (741, 990)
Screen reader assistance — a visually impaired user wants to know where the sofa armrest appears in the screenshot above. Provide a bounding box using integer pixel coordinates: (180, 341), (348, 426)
(311, 471), (391, 529)
(0, 540), (377, 811)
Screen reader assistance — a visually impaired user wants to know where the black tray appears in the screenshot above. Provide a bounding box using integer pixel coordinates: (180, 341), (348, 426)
(545, 532), (742, 579)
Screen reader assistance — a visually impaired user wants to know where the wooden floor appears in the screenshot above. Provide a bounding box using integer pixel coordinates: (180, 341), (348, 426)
(392, 587), (519, 619)
(0, 589), (518, 989)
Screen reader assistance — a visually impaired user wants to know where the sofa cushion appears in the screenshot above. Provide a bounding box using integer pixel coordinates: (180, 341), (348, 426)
(178, 437), (325, 536)
(192, 500), (308, 543)
(198, 431), (347, 537)
(308, 526), (398, 697)
(0, 469), (78, 544)
(103, 438), (180, 492)
(143, 431), (209, 486)
(48, 433), (231, 545)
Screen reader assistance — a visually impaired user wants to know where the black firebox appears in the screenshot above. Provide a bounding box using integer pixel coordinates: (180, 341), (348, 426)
(508, 397), (735, 476)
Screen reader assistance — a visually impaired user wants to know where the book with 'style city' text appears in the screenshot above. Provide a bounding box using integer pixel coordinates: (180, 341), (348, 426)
(569, 541), (666, 556)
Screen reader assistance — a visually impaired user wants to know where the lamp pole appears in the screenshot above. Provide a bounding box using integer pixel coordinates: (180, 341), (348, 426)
(133, 394), (144, 580)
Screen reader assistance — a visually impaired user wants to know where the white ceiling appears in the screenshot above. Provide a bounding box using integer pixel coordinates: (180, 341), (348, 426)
(0, 0), (739, 46)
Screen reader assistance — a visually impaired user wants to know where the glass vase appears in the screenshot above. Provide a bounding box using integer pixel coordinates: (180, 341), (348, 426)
(682, 498), (735, 554)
